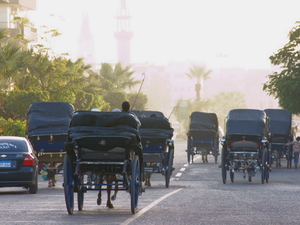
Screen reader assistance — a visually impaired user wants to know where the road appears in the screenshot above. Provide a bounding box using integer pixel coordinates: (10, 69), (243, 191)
(1, 138), (300, 225)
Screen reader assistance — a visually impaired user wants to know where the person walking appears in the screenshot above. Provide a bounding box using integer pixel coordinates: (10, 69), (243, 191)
(286, 136), (300, 169)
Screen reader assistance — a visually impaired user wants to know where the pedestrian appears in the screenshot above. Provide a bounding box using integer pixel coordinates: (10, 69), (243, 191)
(286, 136), (300, 169)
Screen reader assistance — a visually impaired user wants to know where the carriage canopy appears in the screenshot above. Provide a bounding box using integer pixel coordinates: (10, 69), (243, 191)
(26, 102), (75, 136)
(139, 117), (174, 139)
(188, 112), (218, 137)
(264, 109), (292, 135)
(226, 109), (266, 137)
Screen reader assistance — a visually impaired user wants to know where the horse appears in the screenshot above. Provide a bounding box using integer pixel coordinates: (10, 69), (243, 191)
(97, 174), (118, 208)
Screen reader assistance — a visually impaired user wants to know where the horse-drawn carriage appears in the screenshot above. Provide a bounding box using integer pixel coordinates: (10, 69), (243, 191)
(63, 110), (143, 214)
(131, 110), (174, 188)
(264, 109), (293, 168)
(221, 109), (270, 184)
(186, 112), (219, 164)
(26, 102), (75, 185)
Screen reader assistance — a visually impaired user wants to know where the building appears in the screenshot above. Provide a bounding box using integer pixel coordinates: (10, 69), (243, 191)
(77, 13), (96, 68)
(114, 0), (133, 65)
(0, 0), (37, 43)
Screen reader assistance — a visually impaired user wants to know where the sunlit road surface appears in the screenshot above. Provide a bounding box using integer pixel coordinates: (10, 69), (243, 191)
(1, 138), (300, 225)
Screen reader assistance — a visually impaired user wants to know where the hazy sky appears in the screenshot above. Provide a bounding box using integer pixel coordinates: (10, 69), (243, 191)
(30, 0), (300, 70)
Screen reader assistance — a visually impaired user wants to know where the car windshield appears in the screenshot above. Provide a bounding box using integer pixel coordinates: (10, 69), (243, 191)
(0, 140), (28, 152)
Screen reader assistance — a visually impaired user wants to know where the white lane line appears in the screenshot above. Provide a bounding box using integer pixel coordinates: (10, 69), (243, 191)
(120, 188), (183, 225)
(183, 164), (188, 167)
(180, 168), (186, 172)
(175, 172), (182, 177)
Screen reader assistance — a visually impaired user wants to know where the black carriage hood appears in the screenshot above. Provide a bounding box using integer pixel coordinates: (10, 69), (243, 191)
(131, 110), (165, 118)
(26, 102), (75, 136)
(264, 109), (292, 135)
(68, 111), (140, 140)
(188, 112), (218, 133)
(226, 109), (266, 136)
(139, 117), (174, 139)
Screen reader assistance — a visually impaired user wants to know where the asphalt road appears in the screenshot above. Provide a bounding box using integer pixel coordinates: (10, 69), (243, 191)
(1, 138), (300, 225)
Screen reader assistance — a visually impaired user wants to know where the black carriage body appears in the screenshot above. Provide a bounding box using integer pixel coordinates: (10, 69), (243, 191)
(136, 112), (174, 187)
(63, 111), (143, 214)
(225, 109), (267, 145)
(139, 117), (174, 152)
(67, 111), (142, 163)
(26, 102), (75, 162)
(222, 109), (270, 183)
(187, 112), (219, 149)
(264, 109), (292, 145)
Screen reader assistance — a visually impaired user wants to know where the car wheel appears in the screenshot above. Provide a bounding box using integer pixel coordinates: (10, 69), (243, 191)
(29, 172), (38, 194)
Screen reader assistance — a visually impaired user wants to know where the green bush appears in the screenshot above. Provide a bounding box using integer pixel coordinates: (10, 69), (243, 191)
(0, 118), (26, 137)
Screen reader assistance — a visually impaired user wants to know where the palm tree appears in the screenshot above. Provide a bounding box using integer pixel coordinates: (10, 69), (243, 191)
(93, 62), (140, 91)
(186, 65), (212, 101)
(0, 40), (22, 90)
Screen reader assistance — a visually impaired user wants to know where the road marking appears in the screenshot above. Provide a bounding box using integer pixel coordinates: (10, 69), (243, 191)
(120, 188), (183, 225)
(180, 168), (186, 171)
(175, 172), (182, 177)
(183, 164), (188, 167)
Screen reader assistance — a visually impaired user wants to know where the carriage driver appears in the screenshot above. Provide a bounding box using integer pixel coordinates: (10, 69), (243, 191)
(121, 101), (141, 129)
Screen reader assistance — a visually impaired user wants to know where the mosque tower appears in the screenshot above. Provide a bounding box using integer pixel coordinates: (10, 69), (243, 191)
(77, 13), (96, 67)
(114, 0), (133, 65)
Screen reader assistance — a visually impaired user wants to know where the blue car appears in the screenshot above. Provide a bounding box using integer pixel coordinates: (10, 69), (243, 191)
(0, 136), (39, 194)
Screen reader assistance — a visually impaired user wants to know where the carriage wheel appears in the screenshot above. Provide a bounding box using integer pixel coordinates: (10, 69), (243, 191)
(214, 139), (218, 164)
(77, 189), (84, 211)
(214, 150), (218, 164)
(165, 147), (174, 188)
(187, 137), (191, 164)
(221, 147), (227, 184)
(286, 145), (292, 168)
(261, 148), (268, 184)
(230, 170), (234, 183)
(130, 155), (140, 214)
(187, 149), (191, 164)
(191, 150), (194, 163)
(63, 155), (74, 214)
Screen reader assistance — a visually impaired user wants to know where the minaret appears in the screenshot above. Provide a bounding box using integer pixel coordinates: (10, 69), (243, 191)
(114, 0), (133, 65)
(77, 13), (96, 67)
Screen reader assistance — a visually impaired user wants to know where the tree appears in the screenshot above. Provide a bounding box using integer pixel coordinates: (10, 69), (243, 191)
(263, 21), (300, 114)
(127, 92), (148, 110)
(103, 91), (127, 111)
(0, 40), (22, 90)
(0, 90), (49, 120)
(96, 62), (140, 91)
(186, 65), (211, 101)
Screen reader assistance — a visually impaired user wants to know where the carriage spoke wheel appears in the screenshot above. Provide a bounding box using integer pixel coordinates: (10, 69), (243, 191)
(287, 146), (292, 169)
(187, 148), (191, 164)
(221, 147), (227, 184)
(63, 155), (74, 214)
(230, 170), (234, 183)
(130, 155), (140, 214)
(187, 137), (191, 164)
(77, 175), (84, 211)
(165, 147), (174, 188)
(214, 139), (219, 164)
(261, 148), (269, 184)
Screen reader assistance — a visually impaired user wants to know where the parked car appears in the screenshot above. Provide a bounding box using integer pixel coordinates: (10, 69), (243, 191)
(0, 136), (39, 194)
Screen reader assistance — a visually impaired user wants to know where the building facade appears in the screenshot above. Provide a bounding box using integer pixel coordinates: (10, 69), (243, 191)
(0, 0), (37, 43)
